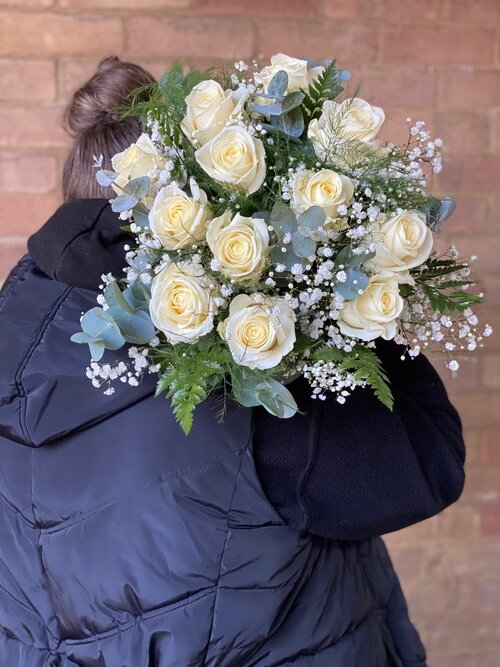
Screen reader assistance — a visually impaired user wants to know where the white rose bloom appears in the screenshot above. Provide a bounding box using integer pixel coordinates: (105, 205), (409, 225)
(219, 293), (296, 370)
(308, 98), (385, 160)
(291, 169), (354, 221)
(181, 80), (249, 146)
(255, 53), (324, 94)
(371, 210), (433, 272)
(149, 184), (212, 250)
(195, 126), (266, 194)
(337, 271), (404, 341)
(111, 133), (165, 193)
(207, 212), (269, 284)
(150, 261), (218, 344)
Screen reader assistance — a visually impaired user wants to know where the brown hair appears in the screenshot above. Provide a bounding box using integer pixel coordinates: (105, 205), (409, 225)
(62, 57), (156, 202)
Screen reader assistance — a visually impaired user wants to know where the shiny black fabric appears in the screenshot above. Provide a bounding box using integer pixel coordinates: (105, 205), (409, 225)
(0, 201), (434, 665)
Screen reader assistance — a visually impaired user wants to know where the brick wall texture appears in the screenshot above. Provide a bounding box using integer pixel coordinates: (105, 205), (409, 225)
(0, 1), (499, 664)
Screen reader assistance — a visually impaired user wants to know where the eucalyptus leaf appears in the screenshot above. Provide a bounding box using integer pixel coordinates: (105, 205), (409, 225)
(80, 308), (126, 350)
(70, 331), (93, 345)
(89, 340), (106, 362)
(272, 107), (305, 138)
(123, 282), (150, 311)
(133, 205), (151, 228)
(292, 231), (316, 257)
(297, 205), (326, 231)
(271, 246), (304, 271)
(281, 91), (305, 114)
(111, 193), (138, 213)
(256, 379), (297, 418)
(107, 307), (156, 344)
(252, 101), (284, 117)
(334, 268), (369, 301)
(125, 176), (150, 201)
(104, 281), (132, 313)
(431, 197), (456, 232)
(252, 210), (270, 223)
(96, 169), (118, 187)
(270, 202), (297, 239)
(267, 70), (289, 98)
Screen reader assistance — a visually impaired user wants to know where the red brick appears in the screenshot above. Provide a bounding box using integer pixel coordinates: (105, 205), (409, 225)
(492, 111), (500, 153)
(481, 505), (500, 536)
(434, 112), (489, 155)
(0, 0), (54, 5)
(444, 0), (500, 22)
(0, 59), (56, 102)
(463, 464), (500, 502)
(357, 66), (435, 109)
(257, 21), (378, 65)
(0, 107), (69, 148)
(443, 356), (481, 393)
(193, 0), (319, 16)
(61, 0), (188, 6)
(479, 651), (500, 667)
(0, 155), (58, 194)
(433, 196), (489, 236)
(380, 27), (495, 66)
(481, 354), (500, 390)
(417, 609), (500, 652)
(480, 428), (500, 465)
(406, 577), (464, 617)
(0, 13), (124, 57)
(0, 194), (61, 236)
(324, 0), (441, 21)
(445, 236), (500, 274)
(438, 69), (500, 110)
(386, 546), (423, 582)
(431, 656), (476, 667)
(453, 392), (500, 428)
(0, 239), (27, 285)
(474, 578), (500, 609)
(126, 17), (254, 60)
(438, 156), (500, 194)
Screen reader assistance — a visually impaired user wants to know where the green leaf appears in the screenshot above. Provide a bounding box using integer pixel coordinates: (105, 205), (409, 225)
(272, 106), (304, 138)
(107, 307), (156, 344)
(125, 176), (150, 201)
(292, 231), (316, 257)
(96, 169), (118, 187)
(104, 281), (132, 313)
(111, 193), (138, 213)
(281, 91), (305, 114)
(80, 308), (125, 350)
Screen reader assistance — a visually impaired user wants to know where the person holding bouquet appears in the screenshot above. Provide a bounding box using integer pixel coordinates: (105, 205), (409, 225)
(0, 54), (479, 667)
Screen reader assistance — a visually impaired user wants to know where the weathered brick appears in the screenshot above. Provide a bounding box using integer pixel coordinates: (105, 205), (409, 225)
(0, 238), (27, 285)
(444, 0), (500, 22)
(481, 354), (500, 390)
(478, 651), (500, 667)
(357, 66), (435, 109)
(0, 194), (61, 236)
(380, 27), (495, 66)
(417, 609), (500, 651)
(0, 154), (58, 194)
(126, 17), (254, 60)
(386, 546), (423, 583)
(60, 0), (188, 6)
(257, 21), (378, 64)
(324, 0), (441, 22)
(429, 656), (475, 667)
(0, 107), (69, 148)
(474, 578), (500, 610)
(405, 577), (465, 617)
(0, 0), (54, 5)
(0, 59), (56, 102)
(434, 112), (489, 155)
(438, 156), (500, 194)
(463, 464), (500, 502)
(0, 13), (124, 57)
(453, 392), (500, 428)
(438, 69), (500, 110)
(435, 196), (489, 236)
(480, 428), (500, 465)
(481, 506), (500, 536)
(193, 0), (319, 16)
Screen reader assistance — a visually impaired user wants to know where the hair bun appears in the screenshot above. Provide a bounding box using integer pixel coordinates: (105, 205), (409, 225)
(64, 56), (155, 137)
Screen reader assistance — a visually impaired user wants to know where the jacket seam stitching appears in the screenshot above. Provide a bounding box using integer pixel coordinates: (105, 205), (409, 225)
(15, 285), (73, 446)
(200, 436), (251, 663)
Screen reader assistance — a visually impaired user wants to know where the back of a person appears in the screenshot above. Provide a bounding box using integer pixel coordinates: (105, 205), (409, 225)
(0, 254), (421, 666)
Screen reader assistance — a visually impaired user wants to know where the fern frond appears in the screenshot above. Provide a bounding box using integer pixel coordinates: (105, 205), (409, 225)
(301, 61), (343, 120)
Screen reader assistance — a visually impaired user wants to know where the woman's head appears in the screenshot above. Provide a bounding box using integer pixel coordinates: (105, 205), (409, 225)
(62, 57), (156, 202)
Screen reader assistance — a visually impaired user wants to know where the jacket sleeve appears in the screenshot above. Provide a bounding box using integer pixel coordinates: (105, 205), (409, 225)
(252, 339), (465, 541)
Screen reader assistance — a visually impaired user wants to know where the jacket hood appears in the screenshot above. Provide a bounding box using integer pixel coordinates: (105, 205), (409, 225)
(28, 198), (133, 291)
(0, 199), (151, 448)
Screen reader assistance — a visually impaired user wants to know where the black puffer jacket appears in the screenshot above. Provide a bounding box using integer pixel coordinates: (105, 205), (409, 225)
(0, 199), (465, 666)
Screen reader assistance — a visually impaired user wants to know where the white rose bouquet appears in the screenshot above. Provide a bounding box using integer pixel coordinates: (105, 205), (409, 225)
(72, 54), (491, 434)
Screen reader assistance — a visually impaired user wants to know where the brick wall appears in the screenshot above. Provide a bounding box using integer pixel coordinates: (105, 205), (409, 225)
(1, 1), (499, 664)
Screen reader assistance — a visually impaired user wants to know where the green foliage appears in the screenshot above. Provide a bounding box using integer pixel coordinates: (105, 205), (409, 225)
(311, 344), (393, 410)
(302, 61), (344, 120)
(415, 258), (483, 313)
(154, 341), (231, 434)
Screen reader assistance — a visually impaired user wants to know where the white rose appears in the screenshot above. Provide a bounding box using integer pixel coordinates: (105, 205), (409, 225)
(195, 126), (266, 194)
(111, 133), (165, 192)
(308, 98), (385, 160)
(255, 53), (324, 94)
(219, 293), (296, 370)
(371, 210), (433, 272)
(291, 169), (354, 221)
(181, 80), (248, 146)
(149, 184), (212, 250)
(150, 261), (218, 344)
(207, 212), (269, 284)
(337, 271), (404, 341)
